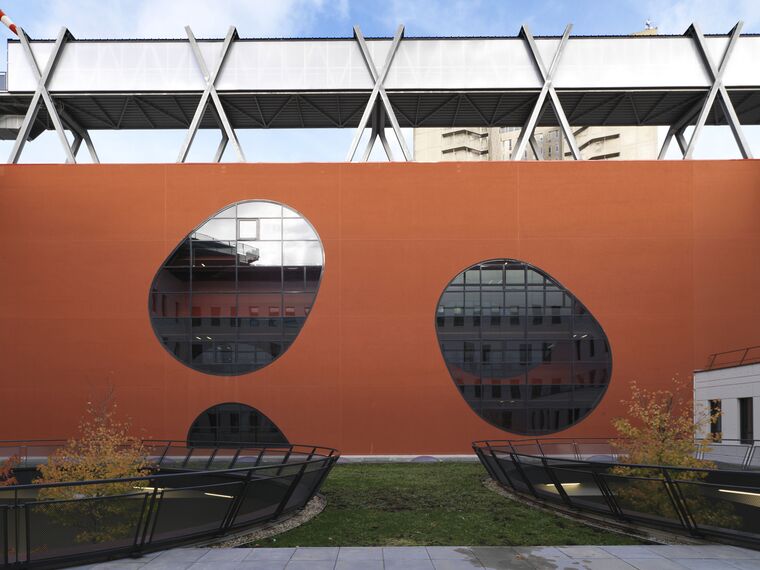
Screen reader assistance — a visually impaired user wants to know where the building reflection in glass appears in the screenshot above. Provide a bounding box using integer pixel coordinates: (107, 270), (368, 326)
(149, 201), (324, 375)
(436, 259), (612, 435)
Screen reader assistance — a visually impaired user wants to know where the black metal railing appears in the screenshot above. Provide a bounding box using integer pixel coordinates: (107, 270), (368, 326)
(703, 345), (760, 371)
(0, 440), (339, 568)
(473, 438), (760, 548)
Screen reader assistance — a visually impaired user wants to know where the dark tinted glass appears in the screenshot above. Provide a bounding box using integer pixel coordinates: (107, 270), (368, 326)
(187, 403), (288, 446)
(149, 201), (324, 376)
(436, 259), (612, 435)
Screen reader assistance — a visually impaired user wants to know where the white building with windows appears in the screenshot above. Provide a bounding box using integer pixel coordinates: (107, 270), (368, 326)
(694, 355), (760, 446)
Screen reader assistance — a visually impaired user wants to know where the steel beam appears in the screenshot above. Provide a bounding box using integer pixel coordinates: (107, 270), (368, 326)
(683, 22), (751, 159)
(346, 25), (411, 162)
(659, 23), (751, 159)
(511, 25), (581, 161)
(59, 108), (100, 163)
(178, 26), (245, 163)
(7, 27), (82, 164)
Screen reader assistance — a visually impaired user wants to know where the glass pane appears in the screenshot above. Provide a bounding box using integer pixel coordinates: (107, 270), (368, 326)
(238, 219), (259, 240)
(258, 218), (282, 240)
(240, 241), (281, 266)
(194, 218), (236, 241)
(193, 241), (236, 267)
(283, 241), (322, 265)
(237, 202), (282, 218)
(165, 239), (192, 266)
(283, 218), (317, 240)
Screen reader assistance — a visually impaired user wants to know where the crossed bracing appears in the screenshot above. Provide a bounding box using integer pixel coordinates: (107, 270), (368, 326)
(5, 21), (755, 163)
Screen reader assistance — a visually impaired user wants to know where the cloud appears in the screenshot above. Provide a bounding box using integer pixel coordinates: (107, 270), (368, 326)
(641, 0), (760, 34)
(26, 0), (349, 39)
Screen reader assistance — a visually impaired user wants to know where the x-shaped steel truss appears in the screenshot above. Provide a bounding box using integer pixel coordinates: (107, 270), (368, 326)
(511, 24), (580, 161)
(659, 21), (752, 160)
(346, 25), (411, 162)
(178, 26), (246, 163)
(8, 27), (99, 164)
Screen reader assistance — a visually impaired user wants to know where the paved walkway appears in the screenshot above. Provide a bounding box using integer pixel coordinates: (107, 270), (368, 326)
(73, 545), (760, 569)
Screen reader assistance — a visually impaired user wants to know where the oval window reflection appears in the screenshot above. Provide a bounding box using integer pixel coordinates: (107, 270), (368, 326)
(149, 201), (324, 376)
(436, 259), (612, 435)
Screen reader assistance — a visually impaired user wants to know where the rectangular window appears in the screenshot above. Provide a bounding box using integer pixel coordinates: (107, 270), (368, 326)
(229, 412), (240, 434)
(709, 399), (722, 442)
(739, 397), (754, 444)
(238, 219), (259, 240)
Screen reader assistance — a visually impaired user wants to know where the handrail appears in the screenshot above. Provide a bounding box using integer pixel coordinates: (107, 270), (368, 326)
(702, 344), (760, 371)
(0, 440), (340, 569)
(4, 457), (331, 492)
(474, 438), (760, 550)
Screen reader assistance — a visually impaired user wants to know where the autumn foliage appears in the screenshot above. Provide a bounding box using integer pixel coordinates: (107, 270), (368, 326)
(609, 376), (737, 527)
(0, 454), (20, 487)
(610, 375), (716, 469)
(34, 394), (152, 542)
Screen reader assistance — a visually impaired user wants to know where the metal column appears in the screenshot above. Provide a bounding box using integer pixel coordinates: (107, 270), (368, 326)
(511, 24), (581, 161)
(659, 22), (752, 159)
(177, 26), (246, 163)
(8, 27), (98, 164)
(346, 25), (411, 162)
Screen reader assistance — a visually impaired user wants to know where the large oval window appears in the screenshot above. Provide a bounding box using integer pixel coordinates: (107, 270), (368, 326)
(436, 259), (612, 435)
(149, 200), (324, 375)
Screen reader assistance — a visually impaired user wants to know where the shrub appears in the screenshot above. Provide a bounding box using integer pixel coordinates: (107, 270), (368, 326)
(34, 393), (152, 543)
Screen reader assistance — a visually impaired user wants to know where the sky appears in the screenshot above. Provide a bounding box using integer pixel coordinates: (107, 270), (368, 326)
(1, 0), (759, 163)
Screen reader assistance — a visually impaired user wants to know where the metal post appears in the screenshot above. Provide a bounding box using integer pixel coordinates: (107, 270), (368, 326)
(489, 448), (516, 489)
(591, 470), (624, 518)
(272, 462), (309, 520)
(130, 491), (151, 554)
(346, 25), (411, 162)
(683, 22), (752, 159)
(8, 27), (78, 164)
(511, 25), (581, 161)
(745, 444), (757, 470)
(228, 448), (242, 469)
(157, 443), (171, 467)
(205, 448), (219, 470)
(310, 456), (337, 498)
(510, 453), (539, 498)
(222, 469), (255, 530)
(661, 468), (698, 534)
(276, 448), (293, 476)
(60, 109), (100, 163)
(178, 26), (246, 163)
(2, 507), (7, 567)
(24, 504), (30, 564)
(541, 457), (572, 507)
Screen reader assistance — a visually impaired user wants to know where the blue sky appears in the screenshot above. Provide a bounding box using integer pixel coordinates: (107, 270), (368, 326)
(1, 0), (759, 162)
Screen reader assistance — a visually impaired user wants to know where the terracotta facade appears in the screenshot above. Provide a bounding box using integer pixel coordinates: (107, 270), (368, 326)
(1, 161), (758, 454)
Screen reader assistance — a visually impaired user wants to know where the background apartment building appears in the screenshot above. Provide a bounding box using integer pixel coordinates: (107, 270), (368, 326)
(414, 26), (659, 162)
(413, 124), (659, 161)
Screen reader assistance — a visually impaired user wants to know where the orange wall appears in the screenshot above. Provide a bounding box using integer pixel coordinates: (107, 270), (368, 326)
(0, 161), (759, 454)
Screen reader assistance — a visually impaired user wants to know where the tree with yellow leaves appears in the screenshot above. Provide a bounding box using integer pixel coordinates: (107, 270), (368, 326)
(0, 455), (19, 486)
(610, 376), (737, 528)
(34, 391), (152, 543)
(611, 375), (715, 469)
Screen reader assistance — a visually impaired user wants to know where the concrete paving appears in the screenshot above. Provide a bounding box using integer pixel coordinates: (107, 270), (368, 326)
(72, 545), (760, 569)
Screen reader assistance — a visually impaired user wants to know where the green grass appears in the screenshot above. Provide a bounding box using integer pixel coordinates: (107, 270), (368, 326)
(248, 462), (644, 547)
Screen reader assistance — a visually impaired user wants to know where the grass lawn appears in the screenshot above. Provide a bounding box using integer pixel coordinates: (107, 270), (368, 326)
(248, 462), (644, 547)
